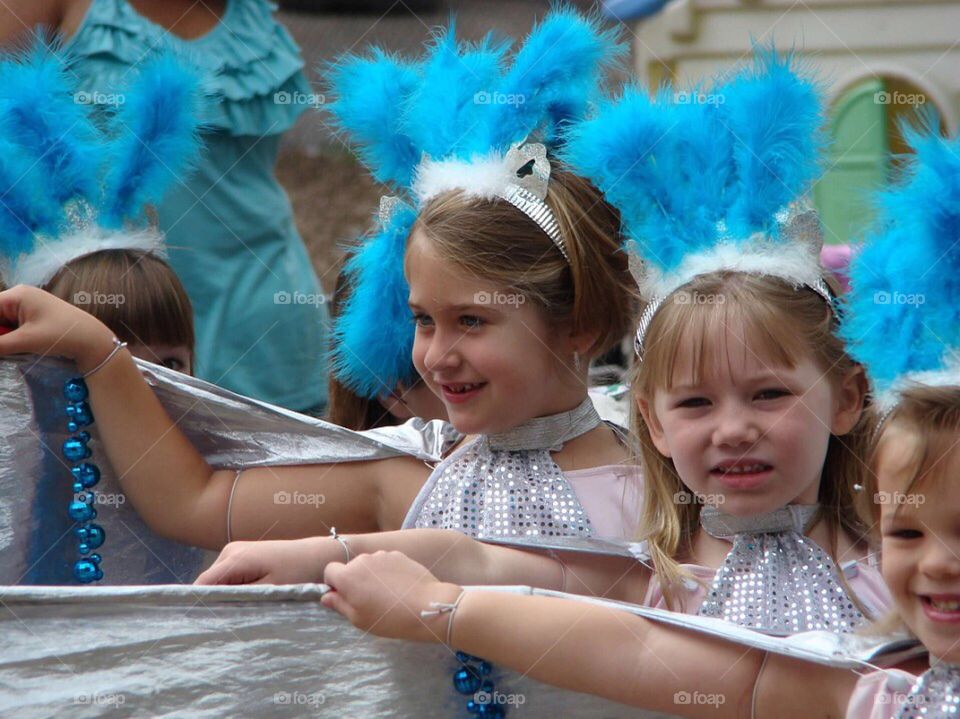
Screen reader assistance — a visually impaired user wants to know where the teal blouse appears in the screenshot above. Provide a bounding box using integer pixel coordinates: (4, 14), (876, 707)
(65, 0), (330, 411)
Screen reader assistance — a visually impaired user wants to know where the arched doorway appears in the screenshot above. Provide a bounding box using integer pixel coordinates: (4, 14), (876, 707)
(813, 75), (946, 245)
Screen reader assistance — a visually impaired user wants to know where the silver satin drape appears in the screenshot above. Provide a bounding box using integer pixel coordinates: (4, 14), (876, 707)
(0, 583), (915, 718)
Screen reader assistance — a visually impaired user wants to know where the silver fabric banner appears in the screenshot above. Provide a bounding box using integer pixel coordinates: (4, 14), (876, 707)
(0, 584), (666, 718)
(0, 583), (916, 718)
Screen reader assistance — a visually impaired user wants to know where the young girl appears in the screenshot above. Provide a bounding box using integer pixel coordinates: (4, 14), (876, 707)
(0, 43), (198, 375)
(289, 125), (960, 719)
(43, 249), (195, 375)
(198, 52), (892, 634)
(0, 11), (644, 552)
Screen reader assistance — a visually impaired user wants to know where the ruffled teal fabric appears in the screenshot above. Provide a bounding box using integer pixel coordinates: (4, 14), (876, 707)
(66, 0), (310, 136)
(63, 0), (329, 411)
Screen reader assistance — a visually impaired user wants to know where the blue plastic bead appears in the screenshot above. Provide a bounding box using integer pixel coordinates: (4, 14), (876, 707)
(67, 500), (95, 522)
(457, 651), (478, 663)
(69, 401), (94, 426)
(73, 559), (102, 583)
(67, 421), (79, 432)
(73, 464), (101, 488)
(78, 431), (91, 442)
(480, 680), (494, 693)
(72, 481), (83, 493)
(478, 662), (493, 676)
(71, 463), (101, 489)
(453, 667), (482, 695)
(476, 704), (505, 718)
(88, 553), (102, 564)
(63, 378), (88, 402)
(75, 527), (89, 540)
(79, 542), (90, 554)
(466, 700), (481, 714)
(83, 524), (104, 549)
(63, 437), (91, 462)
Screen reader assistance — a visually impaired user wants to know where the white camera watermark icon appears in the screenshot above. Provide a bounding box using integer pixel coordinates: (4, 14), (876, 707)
(73, 291), (126, 307)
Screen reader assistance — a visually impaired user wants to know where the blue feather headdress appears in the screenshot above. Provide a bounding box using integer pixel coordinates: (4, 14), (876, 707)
(326, 8), (624, 399)
(0, 41), (202, 288)
(561, 49), (830, 355)
(840, 120), (960, 411)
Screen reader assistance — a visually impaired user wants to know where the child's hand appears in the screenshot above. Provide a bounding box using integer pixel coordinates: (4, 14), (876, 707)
(321, 550), (463, 643)
(194, 537), (342, 585)
(0, 285), (116, 371)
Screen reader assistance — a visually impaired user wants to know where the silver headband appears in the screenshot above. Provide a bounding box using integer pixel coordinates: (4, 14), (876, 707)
(498, 183), (568, 263)
(634, 276), (834, 358)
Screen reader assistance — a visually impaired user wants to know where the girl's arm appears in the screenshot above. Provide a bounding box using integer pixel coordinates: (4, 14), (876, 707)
(0, 286), (428, 549)
(198, 528), (649, 604)
(322, 552), (859, 719)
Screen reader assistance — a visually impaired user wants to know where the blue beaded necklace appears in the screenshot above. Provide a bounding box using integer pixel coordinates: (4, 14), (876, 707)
(63, 376), (105, 583)
(453, 652), (504, 717)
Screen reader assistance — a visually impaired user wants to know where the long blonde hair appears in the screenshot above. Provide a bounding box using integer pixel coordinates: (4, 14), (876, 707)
(632, 271), (875, 609)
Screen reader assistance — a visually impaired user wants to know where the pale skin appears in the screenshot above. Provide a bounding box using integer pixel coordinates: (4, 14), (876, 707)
(198, 315), (868, 605)
(298, 426), (953, 718)
(0, 232), (626, 549)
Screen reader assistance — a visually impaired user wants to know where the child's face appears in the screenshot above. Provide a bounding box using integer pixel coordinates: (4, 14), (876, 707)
(405, 232), (581, 434)
(879, 431), (960, 663)
(641, 322), (861, 516)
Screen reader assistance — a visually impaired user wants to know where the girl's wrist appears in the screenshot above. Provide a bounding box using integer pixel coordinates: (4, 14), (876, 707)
(421, 582), (466, 645)
(75, 321), (124, 375)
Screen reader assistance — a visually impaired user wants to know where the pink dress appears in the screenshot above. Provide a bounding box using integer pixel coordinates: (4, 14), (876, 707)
(638, 548), (894, 619)
(845, 669), (919, 718)
(564, 464), (644, 538)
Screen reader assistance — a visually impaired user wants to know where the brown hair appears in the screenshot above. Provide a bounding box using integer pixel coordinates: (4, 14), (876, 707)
(44, 249), (194, 354)
(866, 385), (960, 524)
(865, 384), (960, 634)
(326, 250), (431, 430)
(411, 163), (638, 359)
(632, 271), (875, 609)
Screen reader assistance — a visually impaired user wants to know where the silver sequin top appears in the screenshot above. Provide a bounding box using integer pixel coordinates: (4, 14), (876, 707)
(402, 398), (602, 538)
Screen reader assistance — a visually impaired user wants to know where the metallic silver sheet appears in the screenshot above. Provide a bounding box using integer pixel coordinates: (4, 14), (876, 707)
(0, 584), (670, 719)
(0, 583), (917, 718)
(0, 356), (460, 586)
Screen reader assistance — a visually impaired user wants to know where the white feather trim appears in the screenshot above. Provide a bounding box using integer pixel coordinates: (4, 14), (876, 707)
(639, 240), (825, 300)
(7, 227), (167, 288)
(412, 151), (515, 203)
(875, 356), (960, 413)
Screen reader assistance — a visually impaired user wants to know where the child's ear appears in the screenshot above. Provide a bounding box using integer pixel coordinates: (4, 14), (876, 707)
(378, 385), (415, 421)
(638, 396), (672, 458)
(831, 365), (868, 436)
(566, 326), (601, 359)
